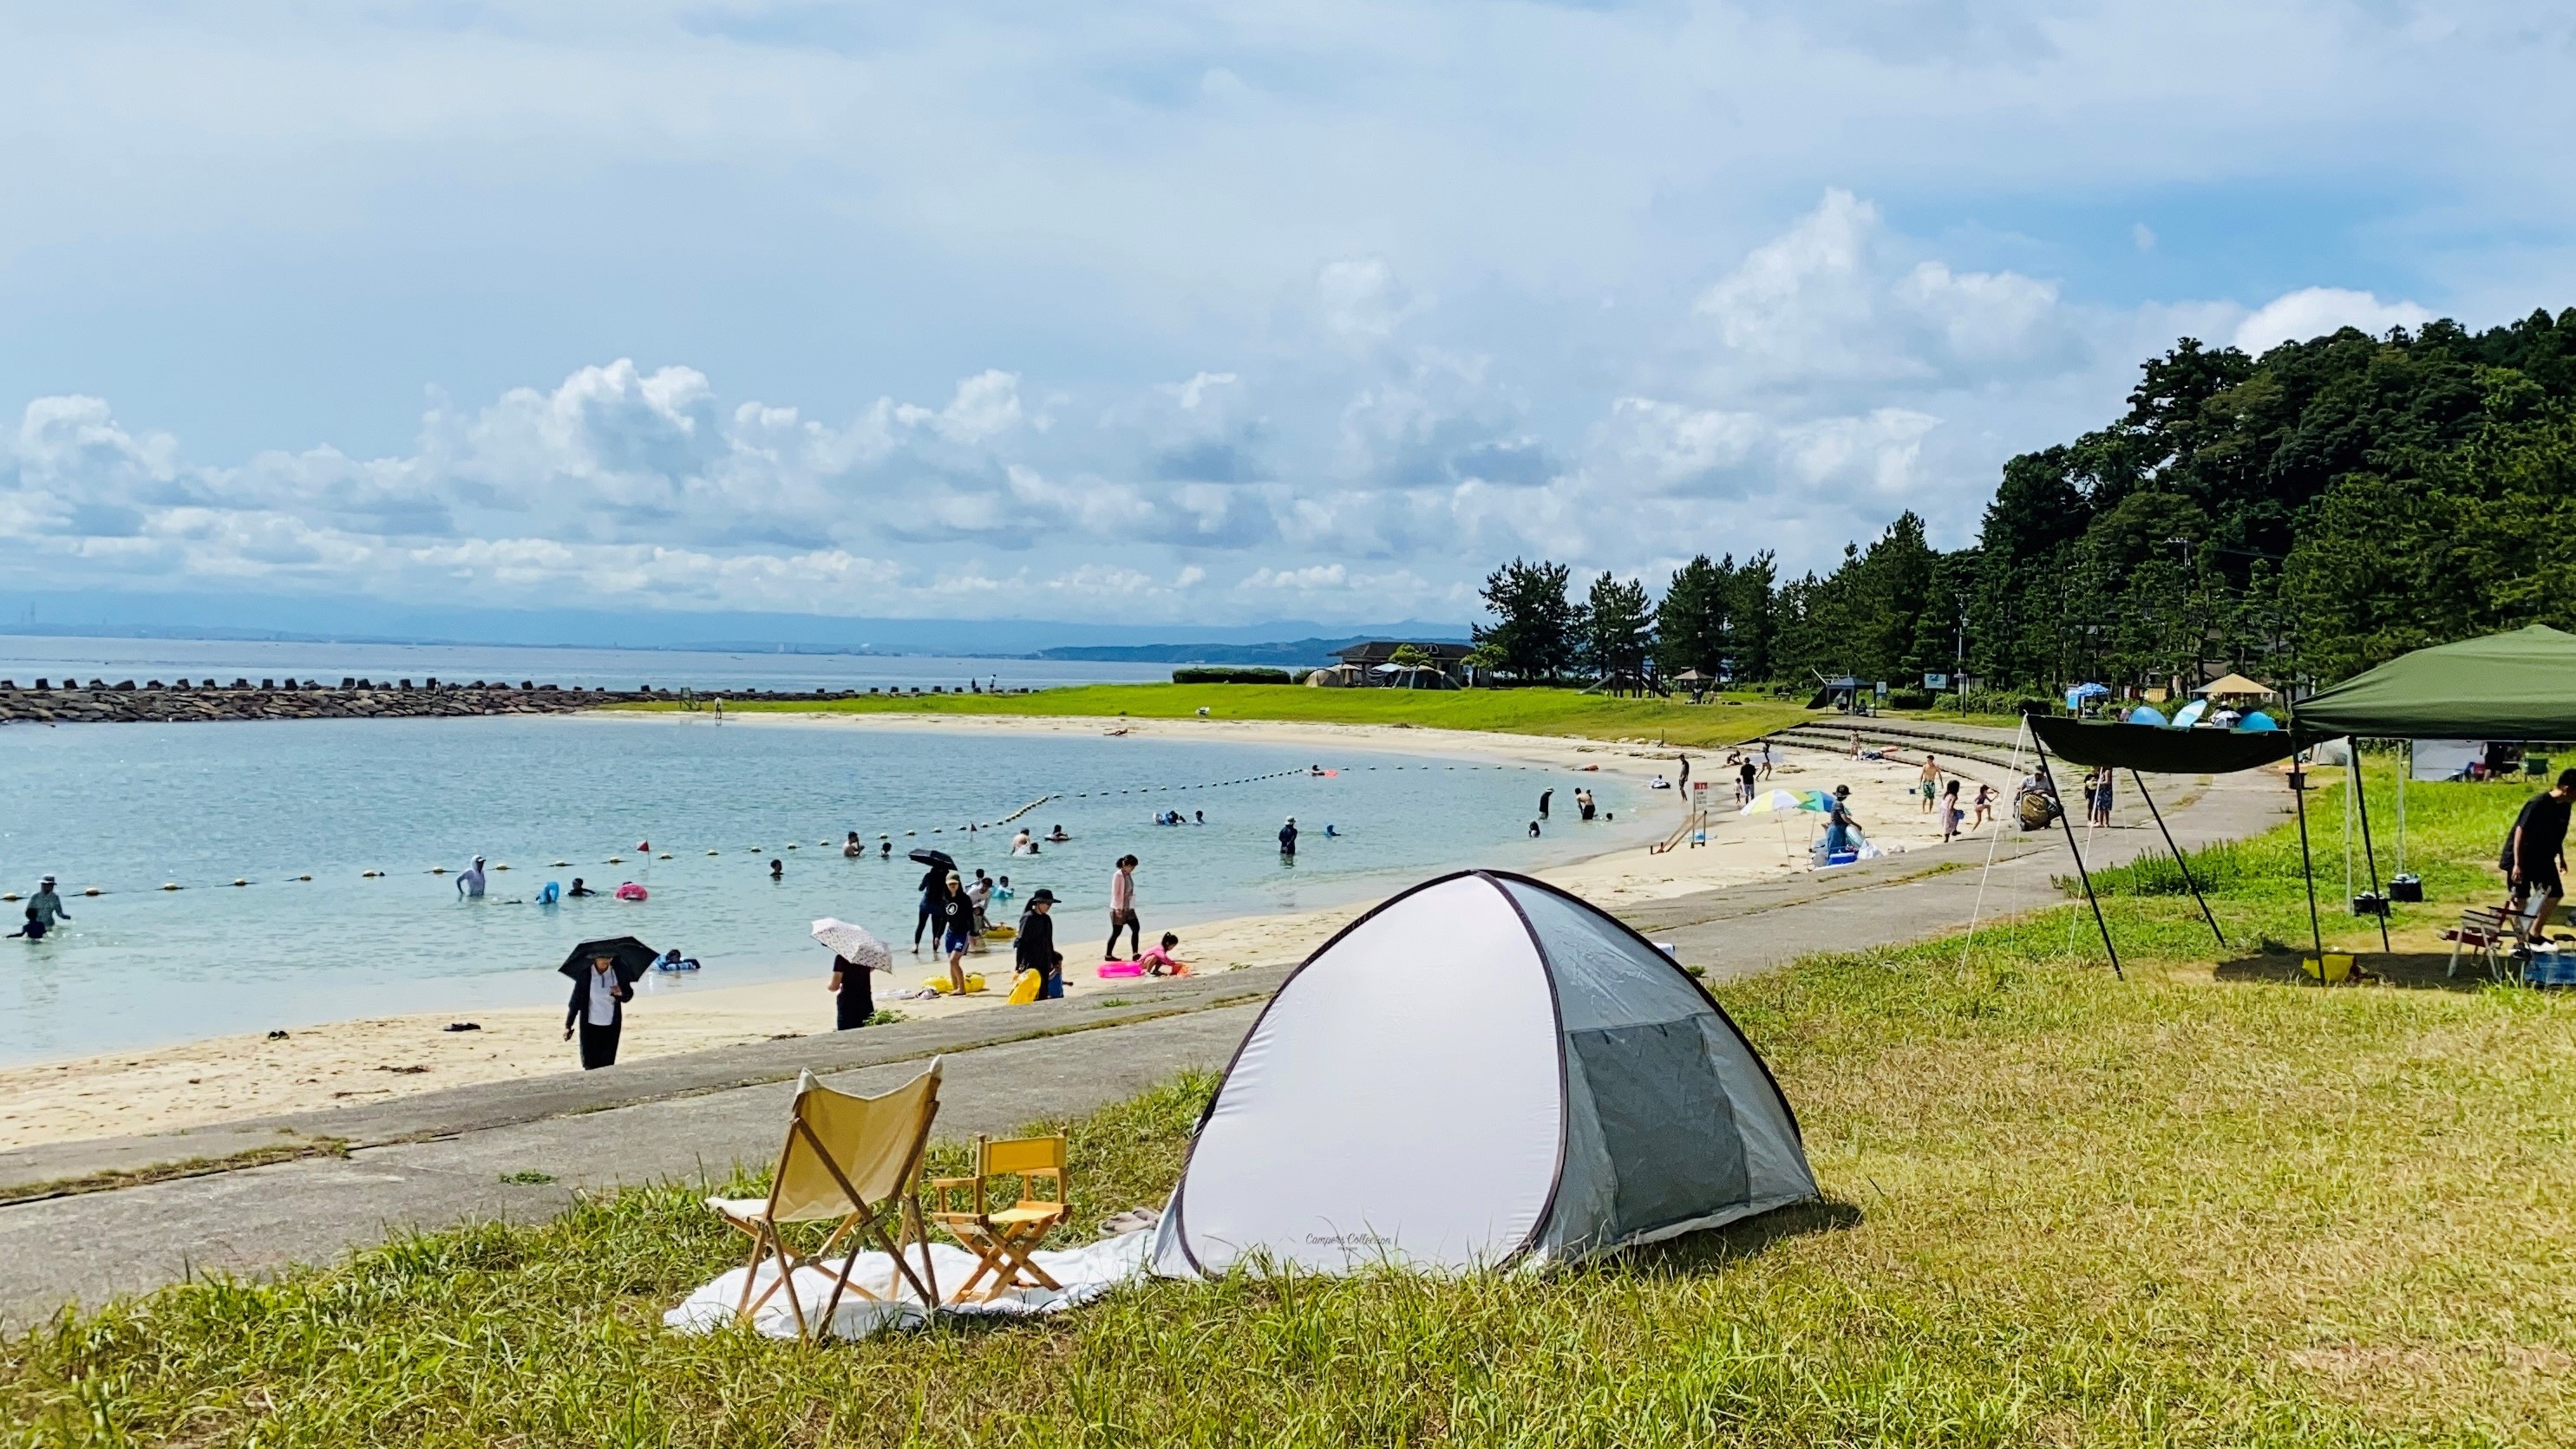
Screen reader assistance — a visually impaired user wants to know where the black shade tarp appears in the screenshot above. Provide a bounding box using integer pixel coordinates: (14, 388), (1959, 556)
(2028, 716), (2303, 774)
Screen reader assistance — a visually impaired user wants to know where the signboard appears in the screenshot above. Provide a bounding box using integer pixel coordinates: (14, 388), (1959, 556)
(1925, 673), (1950, 689)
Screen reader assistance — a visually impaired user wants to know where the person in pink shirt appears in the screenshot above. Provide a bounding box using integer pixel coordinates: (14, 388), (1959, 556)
(1106, 854), (1141, 960)
(1138, 931), (1189, 976)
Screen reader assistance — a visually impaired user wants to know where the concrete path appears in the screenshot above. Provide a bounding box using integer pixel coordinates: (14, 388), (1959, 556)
(0, 760), (2291, 1327)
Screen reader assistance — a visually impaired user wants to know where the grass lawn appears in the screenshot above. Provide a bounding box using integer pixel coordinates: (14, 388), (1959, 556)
(4, 770), (2570, 1446)
(624, 683), (1819, 752)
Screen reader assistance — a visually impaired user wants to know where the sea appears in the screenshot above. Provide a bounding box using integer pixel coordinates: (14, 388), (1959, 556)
(0, 698), (1635, 1066)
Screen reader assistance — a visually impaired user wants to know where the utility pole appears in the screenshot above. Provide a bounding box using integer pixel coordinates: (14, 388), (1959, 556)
(1953, 591), (1969, 715)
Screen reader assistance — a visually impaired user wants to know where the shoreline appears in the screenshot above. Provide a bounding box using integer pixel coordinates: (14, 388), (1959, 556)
(0, 712), (2011, 1151)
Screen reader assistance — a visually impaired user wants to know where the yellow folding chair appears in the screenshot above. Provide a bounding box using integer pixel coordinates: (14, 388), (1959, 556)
(928, 1133), (1071, 1302)
(705, 1061), (942, 1338)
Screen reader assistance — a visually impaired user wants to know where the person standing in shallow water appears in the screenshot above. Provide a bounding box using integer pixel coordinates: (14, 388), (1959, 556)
(26, 876), (69, 936)
(1278, 817), (1298, 861)
(564, 953), (631, 1069)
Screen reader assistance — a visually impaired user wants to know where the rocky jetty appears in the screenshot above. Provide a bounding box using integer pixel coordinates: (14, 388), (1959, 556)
(0, 676), (869, 725)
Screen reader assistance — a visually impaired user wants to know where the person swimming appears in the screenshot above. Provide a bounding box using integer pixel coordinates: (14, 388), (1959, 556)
(768, 858), (784, 880)
(655, 948), (701, 972)
(1323, 824), (1340, 838)
(879, 838), (892, 859)
(842, 832), (862, 858)
(567, 877), (597, 897)
(1045, 824), (1070, 842)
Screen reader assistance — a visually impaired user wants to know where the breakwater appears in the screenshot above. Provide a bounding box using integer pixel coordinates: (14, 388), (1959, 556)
(0, 676), (873, 725)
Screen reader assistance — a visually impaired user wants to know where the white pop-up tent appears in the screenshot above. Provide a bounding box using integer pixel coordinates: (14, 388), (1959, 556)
(1150, 871), (1814, 1275)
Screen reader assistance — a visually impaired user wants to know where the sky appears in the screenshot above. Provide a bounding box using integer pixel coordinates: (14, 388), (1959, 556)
(3, 1), (2570, 638)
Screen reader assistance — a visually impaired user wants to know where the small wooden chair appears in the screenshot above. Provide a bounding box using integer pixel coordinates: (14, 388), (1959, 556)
(705, 1062), (942, 1339)
(928, 1133), (1071, 1302)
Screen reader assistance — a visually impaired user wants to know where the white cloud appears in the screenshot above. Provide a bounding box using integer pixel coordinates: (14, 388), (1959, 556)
(2233, 287), (2436, 356)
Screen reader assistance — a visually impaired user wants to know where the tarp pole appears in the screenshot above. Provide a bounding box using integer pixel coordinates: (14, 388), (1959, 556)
(2350, 735), (2392, 952)
(2291, 753), (2325, 979)
(2030, 730), (2122, 980)
(2131, 767), (2222, 947)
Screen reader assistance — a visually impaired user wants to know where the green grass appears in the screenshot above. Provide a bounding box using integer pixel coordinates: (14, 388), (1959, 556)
(630, 683), (1814, 751)
(5, 776), (2572, 1446)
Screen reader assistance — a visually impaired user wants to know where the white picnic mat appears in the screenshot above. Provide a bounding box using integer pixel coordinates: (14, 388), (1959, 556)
(664, 1229), (1154, 1340)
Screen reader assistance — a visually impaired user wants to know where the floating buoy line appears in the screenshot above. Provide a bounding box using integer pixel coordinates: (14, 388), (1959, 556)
(6, 761), (1542, 897)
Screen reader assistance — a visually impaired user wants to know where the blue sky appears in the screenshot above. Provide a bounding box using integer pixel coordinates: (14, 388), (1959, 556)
(3, 1), (2567, 634)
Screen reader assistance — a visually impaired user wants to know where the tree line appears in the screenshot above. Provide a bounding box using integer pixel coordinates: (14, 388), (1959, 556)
(1471, 306), (2576, 694)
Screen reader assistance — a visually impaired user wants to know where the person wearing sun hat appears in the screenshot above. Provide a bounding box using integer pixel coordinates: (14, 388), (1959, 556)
(28, 876), (69, 934)
(1017, 889), (1063, 999)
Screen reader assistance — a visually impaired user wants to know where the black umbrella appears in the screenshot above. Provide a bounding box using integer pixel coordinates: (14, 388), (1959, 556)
(558, 936), (659, 985)
(908, 847), (958, 872)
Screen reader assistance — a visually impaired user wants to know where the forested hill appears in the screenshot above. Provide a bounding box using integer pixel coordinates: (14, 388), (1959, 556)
(1597, 307), (2576, 695)
(1974, 306), (2576, 689)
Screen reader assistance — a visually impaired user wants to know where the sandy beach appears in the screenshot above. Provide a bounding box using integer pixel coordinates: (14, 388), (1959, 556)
(0, 713), (2013, 1151)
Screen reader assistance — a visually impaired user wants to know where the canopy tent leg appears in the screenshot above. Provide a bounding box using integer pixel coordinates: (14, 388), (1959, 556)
(2292, 754), (2326, 980)
(2030, 731), (2122, 980)
(2131, 768), (2222, 947)
(2350, 736), (2392, 952)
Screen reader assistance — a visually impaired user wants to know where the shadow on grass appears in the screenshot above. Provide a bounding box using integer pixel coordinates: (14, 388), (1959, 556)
(1627, 1196), (1863, 1274)
(2212, 950), (2501, 993)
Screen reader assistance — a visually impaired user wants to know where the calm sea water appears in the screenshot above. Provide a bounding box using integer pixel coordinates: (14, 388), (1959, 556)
(0, 716), (1631, 1064)
(0, 636), (1174, 693)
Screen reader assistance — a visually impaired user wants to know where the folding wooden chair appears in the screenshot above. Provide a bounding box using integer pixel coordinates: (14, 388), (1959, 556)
(704, 1061), (942, 1339)
(928, 1133), (1071, 1303)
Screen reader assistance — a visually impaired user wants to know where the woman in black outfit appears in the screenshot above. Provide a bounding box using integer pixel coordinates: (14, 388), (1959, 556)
(830, 952), (879, 1029)
(563, 956), (633, 1069)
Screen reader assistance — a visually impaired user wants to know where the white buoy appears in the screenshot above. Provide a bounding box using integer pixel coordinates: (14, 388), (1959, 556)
(551, 860), (571, 867)
(295, 875), (311, 882)
(707, 850), (719, 856)
(232, 878), (249, 887)
(606, 856), (623, 864)
(494, 863), (511, 871)
(430, 865), (448, 874)
(161, 882), (181, 891)
(657, 853), (672, 860)
(0, 892), (16, 902)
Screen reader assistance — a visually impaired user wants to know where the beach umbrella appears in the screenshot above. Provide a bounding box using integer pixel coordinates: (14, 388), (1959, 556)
(1739, 789), (1810, 815)
(907, 847), (957, 872)
(558, 936), (657, 984)
(1738, 787), (1824, 860)
(811, 917), (892, 971)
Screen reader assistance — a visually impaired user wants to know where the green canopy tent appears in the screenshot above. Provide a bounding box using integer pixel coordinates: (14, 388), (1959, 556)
(2022, 625), (2576, 978)
(2285, 624), (2576, 964)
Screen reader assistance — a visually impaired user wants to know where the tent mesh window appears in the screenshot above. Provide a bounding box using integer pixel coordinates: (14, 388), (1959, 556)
(1569, 1021), (1749, 1238)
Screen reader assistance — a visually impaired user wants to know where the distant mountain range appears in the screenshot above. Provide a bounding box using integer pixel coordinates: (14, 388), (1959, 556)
(1031, 634), (1468, 665)
(0, 590), (1472, 659)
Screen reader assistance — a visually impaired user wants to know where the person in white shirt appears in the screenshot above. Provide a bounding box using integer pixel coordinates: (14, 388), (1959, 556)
(564, 955), (631, 1069)
(1107, 855), (1141, 960)
(456, 856), (487, 898)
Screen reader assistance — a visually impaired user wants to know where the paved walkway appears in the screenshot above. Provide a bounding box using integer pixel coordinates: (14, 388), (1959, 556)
(0, 762), (2290, 1327)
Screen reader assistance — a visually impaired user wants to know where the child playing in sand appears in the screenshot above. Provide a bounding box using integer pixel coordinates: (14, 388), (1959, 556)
(1138, 932), (1191, 976)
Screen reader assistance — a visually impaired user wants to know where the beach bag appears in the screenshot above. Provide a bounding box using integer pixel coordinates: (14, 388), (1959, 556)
(1008, 969), (1043, 1003)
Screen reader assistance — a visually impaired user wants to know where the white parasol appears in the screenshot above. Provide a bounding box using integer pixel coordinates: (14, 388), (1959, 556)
(811, 917), (892, 971)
